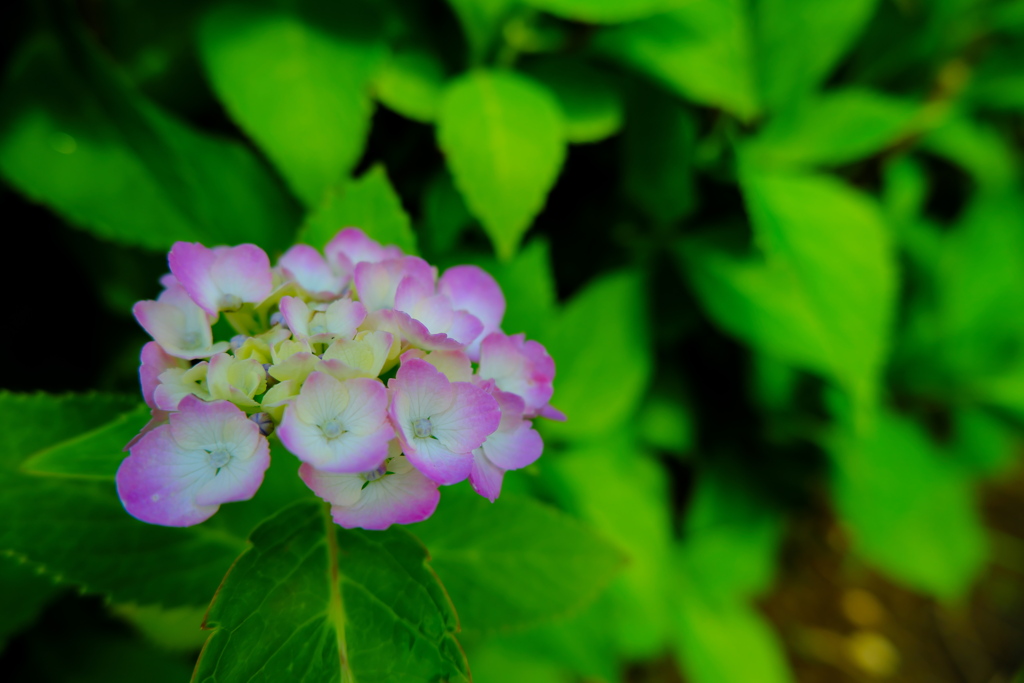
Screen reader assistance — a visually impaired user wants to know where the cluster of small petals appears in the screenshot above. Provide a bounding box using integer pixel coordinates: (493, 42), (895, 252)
(122, 228), (561, 530)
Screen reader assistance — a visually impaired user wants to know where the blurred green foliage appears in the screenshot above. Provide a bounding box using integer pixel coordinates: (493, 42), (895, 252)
(3, 0), (1024, 681)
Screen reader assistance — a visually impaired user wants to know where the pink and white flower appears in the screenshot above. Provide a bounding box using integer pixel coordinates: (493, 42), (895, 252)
(437, 266), (505, 360)
(300, 447), (439, 530)
(388, 359), (500, 485)
(279, 296), (366, 343)
(277, 244), (347, 300)
(133, 284), (229, 360)
(354, 257), (436, 312)
(477, 332), (560, 418)
(277, 372), (393, 473)
(116, 396), (270, 527)
(470, 388), (543, 502)
(325, 228), (404, 278)
(168, 242), (273, 316)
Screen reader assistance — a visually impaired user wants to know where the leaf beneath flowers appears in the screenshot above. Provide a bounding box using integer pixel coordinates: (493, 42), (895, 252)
(192, 501), (469, 683)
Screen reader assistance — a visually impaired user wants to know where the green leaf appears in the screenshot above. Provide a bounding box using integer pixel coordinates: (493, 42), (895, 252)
(0, 34), (297, 253)
(543, 270), (651, 440)
(921, 116), (1019, 193)
(673, 561), (794, 683)
(950, 408), (1018, 477)
(0, 556), (62, 652)
(0, 392), (246, 608)
(828, 412), (987, 599)
(438, 69), (566, 261)
(638, 393), (693, 456)
(192, 501), (469, 683)
(21, 403), (150, 480)
(621, 86), (697, 224)
(375, 44), (447, 123)
(744, 88), (921, 168)
(545, 439), (674, 658)
(299, 165), (418, 254)
(444, 0), (517, 63)
(465, 640), (569, 683)
(680, 171), (896, 412)
(413, 488), (625, 634)
(199, 1), (386, 207)
(521, 57), (624, 144)
(523, 0), (693, 23)
(592, 0), (759, 121)
(752, 0), (880, 112)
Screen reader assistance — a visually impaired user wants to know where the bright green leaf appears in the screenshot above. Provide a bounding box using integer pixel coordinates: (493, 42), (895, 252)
(21, 403), (149, 480)
(681, 171), (896, 412)
(199, 1), (386, 207)
(524, 0), (693, 23)
(673, 559), (794, 683)
(921, 116), (1019, 193)
(543, 270), (651, 440)
(422, 170), (474, 255)
(299, 164), (418, 254)
(522, 57), (624, 144)
(0, 34), (297, 253)
(438, 69), (566, 261)
(0, 392), (246, 608)
(545, 439), (674, 658)
(413, 488), (625, 635)
(592, 0), (759, 121)
(637, 393), (693, 456)
(753, 0), (880, 112)
(375, 44), (447, 123)
(193, 501), (469, 683)
(828, 412), (988, 599)
(745, 88), (921, 168)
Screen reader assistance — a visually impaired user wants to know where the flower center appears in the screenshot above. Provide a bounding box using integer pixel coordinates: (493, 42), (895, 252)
(208, 449), (231, 469)
(221, 293), (243, 311)
(363, 463), (389, 482)
(321, 419), (344, 439)
(412, 418), (433, 439)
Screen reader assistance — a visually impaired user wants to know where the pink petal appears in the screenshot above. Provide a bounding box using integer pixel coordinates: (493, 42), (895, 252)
(278, 244), (346, 299)
(116, 397), (269, 527)
(478, 332), (555, 415)
(133, 286), (227, 360)
(539, 404), (568, 421)
(354, 257), (436, 312)
(439, 265), (506, 361)
(387, 359), (456, 435)
(139, 342), (186, 409)
(470, 452), (505, 503)
(431, 382), (501, 455)
(279, 296), (311, 339)
(325, 298), (367, 337)
(168, 242), (219, 315)
(325, 228), (405, 272)
(169, 242), (273, 315)
(402, 437), (473, 485)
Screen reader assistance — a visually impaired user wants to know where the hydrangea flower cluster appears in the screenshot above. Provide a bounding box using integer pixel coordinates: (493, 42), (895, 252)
(117, 229), (563, 530)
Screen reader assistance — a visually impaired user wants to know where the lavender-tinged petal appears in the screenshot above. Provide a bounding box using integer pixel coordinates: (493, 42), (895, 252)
(439, 265), (506, 360)
(470, 451), (506, 503)
(210, 244), (273, 306)
(168, 242), (220, 315)
(278, 244), (345, 299)
(402, 436), (473, 485)
(431, 382), (501, 455)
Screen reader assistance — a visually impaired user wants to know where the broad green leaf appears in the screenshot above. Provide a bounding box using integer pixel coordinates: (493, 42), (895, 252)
(592, 0), (759, 121)
(622, 87), (697, 224)
(522, 57), (624, 144)
(413, 488), (625, 634)
(828, 412), (987, 599)
(375, 44), (447, 123)
(681, 171), (896, 412)
(0, 557), (62, 652)
(111, 603), (209, 653)
(0, 392), (246, 608)
(437, 69), (566, 261)
(951, 408), (1017, 477)
(0, 35), (297, 253)
(444, 0), (517, 63)
(682, 472), (784, 602)
(465, 641), (569, 683)
(21, 403), (150, 480)
(299, 165), (418, 254)
(545, 439), (674, 658)
(673, 559), (794, 683)
(543, 270), (651, 440)
(199, 1), (386, 207)
(745, 88), (921, 168)
(524, 0), (692, 23)
(752, 0), (880, 112)
(192, 501), (469, 683)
